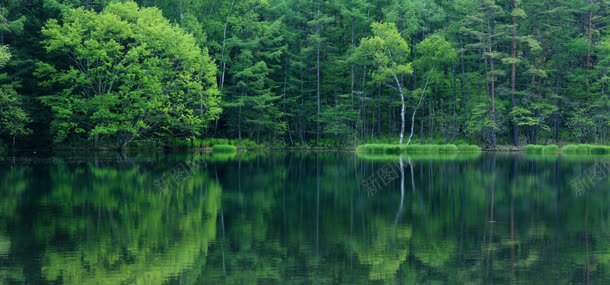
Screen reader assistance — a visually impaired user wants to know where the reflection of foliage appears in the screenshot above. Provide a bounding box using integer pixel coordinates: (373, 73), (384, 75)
(0, 166), (28, 218)
(37, 162), (221, 284)
(348, 217), (412, 281)
(0, 166), (28, 284)
(413, 237), (456, 268)
(3, 153), (610, 283)
(0, 233), (9, 256)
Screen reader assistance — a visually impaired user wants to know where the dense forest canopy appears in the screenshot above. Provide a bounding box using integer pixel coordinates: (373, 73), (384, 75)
(0, 0), (608, 148)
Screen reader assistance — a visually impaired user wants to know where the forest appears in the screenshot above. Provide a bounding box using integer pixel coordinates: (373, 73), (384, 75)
(0, 0), (608, 149)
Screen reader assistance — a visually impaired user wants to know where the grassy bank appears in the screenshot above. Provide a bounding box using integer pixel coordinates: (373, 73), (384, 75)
(356, 144), (481, 154)
(561, 144), (610, 154)
(525, 144), (559, 154)
(525, 144), (610, 155)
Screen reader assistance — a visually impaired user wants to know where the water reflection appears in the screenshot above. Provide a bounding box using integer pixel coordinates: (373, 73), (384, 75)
(0, 152), (609, 284)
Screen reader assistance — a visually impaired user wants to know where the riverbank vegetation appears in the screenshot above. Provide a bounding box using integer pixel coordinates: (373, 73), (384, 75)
(526, 144), (610, 154)
(0, 0), (608, 150)
(356, 144), (481, 154)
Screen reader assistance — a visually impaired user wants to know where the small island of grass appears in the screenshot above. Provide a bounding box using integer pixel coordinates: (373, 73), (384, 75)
(356, 144), (481, 154)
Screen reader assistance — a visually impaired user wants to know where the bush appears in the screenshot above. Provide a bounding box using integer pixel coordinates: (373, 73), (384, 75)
(212, 144), (237, 153)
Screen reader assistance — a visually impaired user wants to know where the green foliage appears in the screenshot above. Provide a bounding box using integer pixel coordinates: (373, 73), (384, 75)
(0, 46), (31, 146)
(212, 144), (238, 153)
(36, 2), (221, 148)
(2, 0), (610, 147)
(357, 22), (413, 84)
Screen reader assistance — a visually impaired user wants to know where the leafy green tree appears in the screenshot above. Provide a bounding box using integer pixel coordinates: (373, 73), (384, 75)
(410, 34), (457, 144)
(36, 2), (221, 148)
(0, 46), (31, 148)
(357, 22), (413, 144)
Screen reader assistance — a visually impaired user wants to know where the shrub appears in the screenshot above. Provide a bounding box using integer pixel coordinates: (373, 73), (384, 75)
(212, 144), (237, 153)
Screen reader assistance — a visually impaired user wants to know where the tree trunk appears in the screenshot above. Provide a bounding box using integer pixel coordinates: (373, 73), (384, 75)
(488, 18), (497, 147)
(407, 79), (429, 145)
(393, 75), (407, 145)
(510, 0), (519, 146)
(316, 0), (321, 144)
(219, 0), (235, 90)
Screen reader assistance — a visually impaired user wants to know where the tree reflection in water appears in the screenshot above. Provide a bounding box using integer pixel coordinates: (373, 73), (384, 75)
(0, 152), (609, 284)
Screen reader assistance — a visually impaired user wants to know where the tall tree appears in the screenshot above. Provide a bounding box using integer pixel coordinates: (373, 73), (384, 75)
(0, 45), (31, 148)
(36, 2), (221, 148)
(358, 22), (413, 144)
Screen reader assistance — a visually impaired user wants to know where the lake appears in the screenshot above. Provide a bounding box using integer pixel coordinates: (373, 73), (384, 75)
(0, 151), (609, 284)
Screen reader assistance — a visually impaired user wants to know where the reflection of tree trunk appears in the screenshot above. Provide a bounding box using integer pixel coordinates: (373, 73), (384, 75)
(485, 155), (497, 281)
(316, 155), (320, 254)
(220, 209), (226, 275)
(407, 158), (425, 218)
(510, 156), (517, 284)
(394, 158), (405, 225)
(585, 199), (590, 284)
(510, 187), (516, 283)
(350, 156), (354, 272)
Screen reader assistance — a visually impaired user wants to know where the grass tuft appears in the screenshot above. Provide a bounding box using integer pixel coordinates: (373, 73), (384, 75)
(212, 144), (237, 153)
(525, 145), (544, 153)
(457, 144), (481, 152)
(542, 144), (559, 154)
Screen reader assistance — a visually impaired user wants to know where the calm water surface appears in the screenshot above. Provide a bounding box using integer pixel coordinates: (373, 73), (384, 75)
(0, 151), (609, 284)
